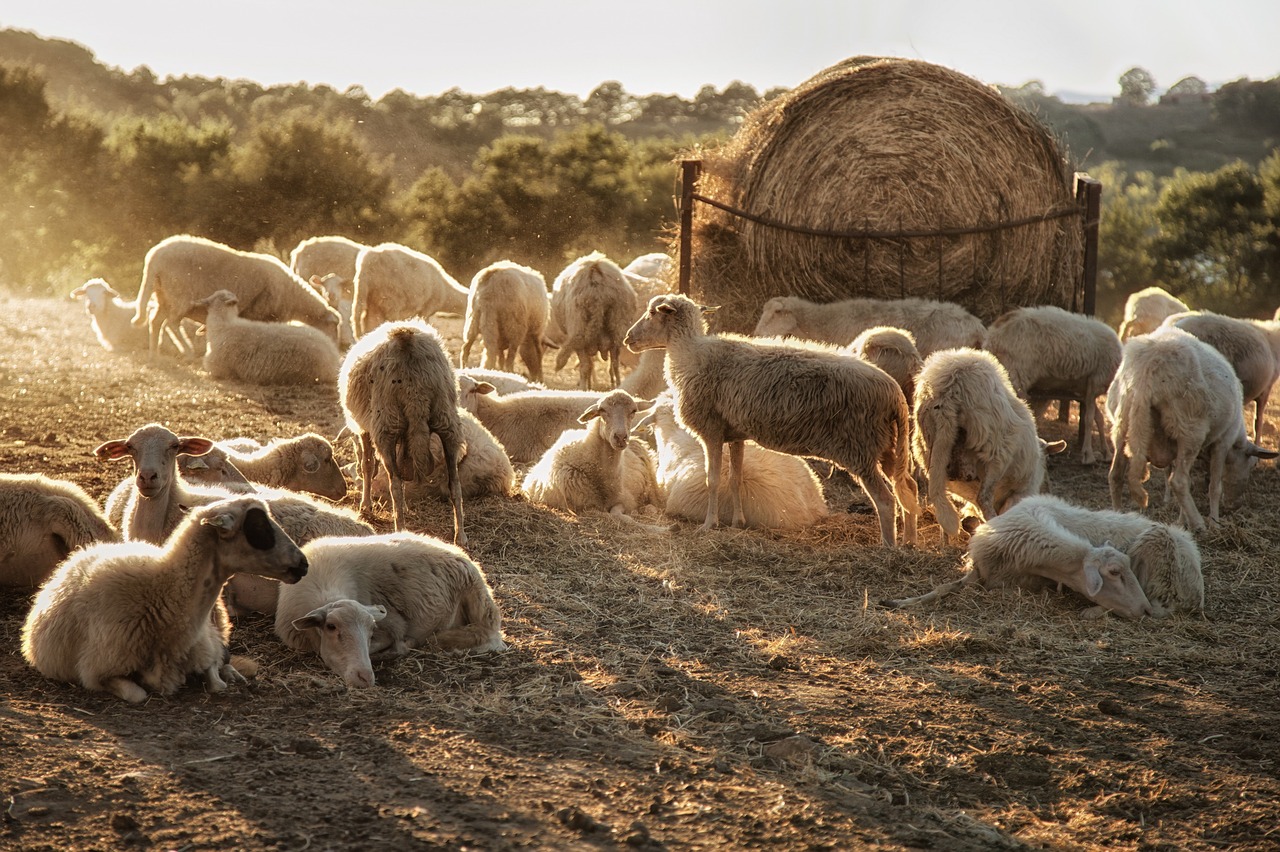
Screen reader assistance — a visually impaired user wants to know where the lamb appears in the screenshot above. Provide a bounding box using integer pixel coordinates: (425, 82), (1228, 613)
(1162, 311), (1276, 440)
(520, 389), (663, 526)
(351, 243), (470, 337)
(636, 396), (827, 530)
(340, 319), (465, 544)
(457, 374), (603, 464)
(1118, 285), (1189, 340)
(847, 326), (923, 406)
(129, 234), (341, 357)
(1107, 326), (1278, 531)
(275, 532), (506, 688)
(457, 367), (543, 396)
(0, 474), (119, 587)
(753, 295), (985, 357)
(912, 348), (1048, 545)
(982, 305), (1123, 464)
(206, 433), (347, 500)
(625, 294), (918, 546)
(549, 252), (638, 389)
(21, 495), (309, 703)
(194, 290), (341, 386)
(881, 495), (1156, 620)
(459, 260), (549, 383)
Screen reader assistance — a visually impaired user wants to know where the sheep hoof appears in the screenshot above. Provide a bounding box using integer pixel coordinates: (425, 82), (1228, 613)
(1079, 605), (1109, 621)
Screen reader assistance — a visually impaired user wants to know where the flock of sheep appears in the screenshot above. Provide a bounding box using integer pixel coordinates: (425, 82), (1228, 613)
(6, 232), (1279, 704)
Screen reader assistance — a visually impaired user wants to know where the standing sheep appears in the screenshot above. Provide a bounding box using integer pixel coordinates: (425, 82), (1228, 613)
(753, 295), (985, 357)
(1163, 311), (1276, 440)
(460, 260), (549, 382)
(195, 290), (341, 386)
(340, 319), (466, 544)
(0, 474), (119, 587)
(625, 295), (918, 547)
(549, 252), (637, 390)
(457, 375), (603, 465)
(1118, 285), (1189, 340)
(351, 243), (470, 337)
(21, 496), (309, 703)
(848, 326), (924, 406)
(276, 533), (506, 688)
(290, 235), (369, 347)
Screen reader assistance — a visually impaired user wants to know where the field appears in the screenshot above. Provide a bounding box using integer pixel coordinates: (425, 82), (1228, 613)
(2, 294), (1278, 851)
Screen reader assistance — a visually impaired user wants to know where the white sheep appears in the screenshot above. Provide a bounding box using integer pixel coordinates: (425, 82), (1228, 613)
(21, 495), (309, 703)
(622, 252), (673, 285)
(457, 374), (603, 465)
(982, 305), (1123, 465)
(753, 295), (985, 357)
(549, 252), (638, 389)
(460, 260), (550, 383)
(625, 295), (918, 547)
(1107, 326), (1278, 531)
(0, 473), (119, 587)
(847, 326), (923, 406)
(636, 396), (827, 529)
(203, 433), (348, 500)
(881, 494), (1157, 620)
(912, 348), (1048, 545)
(1245, 315), (1280, 435)
(1118, 285), (1189, 340)
(619, 349), (669, 400)
(1163, 311), (1276, 440)
(194, 290), (342, 386)
(130, 234), (341, 357)
(69, 279), (149, 353)
(177, 446), (255, 492)
(351, 243), (470, 337)
(340, 319), (466, 544)
(289, 235), (368, 348)
(275, 532), (506, 688)
(457, 367), (543, 396)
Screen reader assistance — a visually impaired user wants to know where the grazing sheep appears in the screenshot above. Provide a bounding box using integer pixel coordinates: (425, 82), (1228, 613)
(1107, 327), (1278, 531)
(1118, 285), (1189, 340)
(848, 326), (923, 406)
(22, 496), (309, 703)
(636, 396), (827, 529)
(290, 235), (368, 347)
(201, 433), (347, 500)
(549, 252), (638, 389)
(276, 533), (506, 688)
(912, 348), (1047, 545)
(1245, 316), (1280, 435)
(130, 234), (341, 357)
(457, 367), (543, 396)
(351, 243), (469, 337)
(983, 305), (1123, 464)
(0, 474), (119, 588)
(881, 494), (1156, 620)
(194, 290), (341, 386)
(753, 295), (985, 357)
(457, 374), (602, 464)
(340, 319), (466, 544)
(1163, 311), (1276, 440)
(309, 272), (356, 348)
(460, 261), (549, 382)
(626, 295), (918, 546)
(521, 390), (662, 526)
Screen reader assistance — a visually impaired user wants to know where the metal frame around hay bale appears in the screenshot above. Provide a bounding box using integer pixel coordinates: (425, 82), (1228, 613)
(674, 57), (1087, 332)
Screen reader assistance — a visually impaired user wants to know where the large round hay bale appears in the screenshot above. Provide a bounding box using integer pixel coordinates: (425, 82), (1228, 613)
(677, 58), (1084, 332)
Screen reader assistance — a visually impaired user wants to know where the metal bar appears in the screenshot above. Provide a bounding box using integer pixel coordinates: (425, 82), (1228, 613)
(678, 160), (702, 296)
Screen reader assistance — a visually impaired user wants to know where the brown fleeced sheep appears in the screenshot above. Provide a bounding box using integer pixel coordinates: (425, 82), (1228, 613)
(460, 260), (550, 383)
(351, 243), (469, 337)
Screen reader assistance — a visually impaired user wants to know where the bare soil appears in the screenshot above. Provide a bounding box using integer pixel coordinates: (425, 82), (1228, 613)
(1, 295), (1278, 851)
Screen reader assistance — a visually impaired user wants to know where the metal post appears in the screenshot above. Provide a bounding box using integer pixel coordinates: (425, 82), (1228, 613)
(1076, 173), (1101, 317)
(678, 160), (702, 296)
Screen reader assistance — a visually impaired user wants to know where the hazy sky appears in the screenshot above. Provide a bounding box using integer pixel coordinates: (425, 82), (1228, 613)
(2, 1), (1277, 101)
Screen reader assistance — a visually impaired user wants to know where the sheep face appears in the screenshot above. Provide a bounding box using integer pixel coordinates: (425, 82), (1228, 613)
(70, 279), (117, 316)
(291, 599), (387, 688)
(297, 437), (348, 500)
(455, 375), (495, 414)
(579, 390), (645, 451)
(96, 424), (215, 499)
(199, 498), (309, 584)
(624, 295), (709, 352)
(1220, 436), (1277, 510)
(1078, 544), (1153, 619)
(752, 297), (799, 338)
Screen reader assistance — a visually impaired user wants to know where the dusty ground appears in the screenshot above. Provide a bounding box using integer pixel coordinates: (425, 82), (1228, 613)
(1, 294), (1278, 851)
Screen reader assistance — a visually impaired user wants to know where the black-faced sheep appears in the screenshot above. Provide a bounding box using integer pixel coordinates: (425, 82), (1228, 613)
(351, 243), (470, 337)
(0, 473), (119, 588)
(753, 295), (985, 357)
(1118, 285), (1189, 340)
(457, 375), (602, 465)
(460, 260), (549, 383)
(194, 290), (342, 386)
(549, 252), (637, 390)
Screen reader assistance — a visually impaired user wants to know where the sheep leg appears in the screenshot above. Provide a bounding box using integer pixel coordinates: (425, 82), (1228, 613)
(101, 676), (148, 704)
(518, 336), (544, 383)
(701, 433), (725, 530)
(856, 469), (898, 547)
(726, 440), (746, 528)
(441, 435), (467, 548)
(608, 345), (622, 389)
(880, 567), (979, 609)
(1206, 441), (1229, 529)
(1169, 441), (1205, 532)
(577, 352), (594, 391)
(357, 432), (377, 516)
(1108, 419), (1129, 510)
(926, 420), (962, 545)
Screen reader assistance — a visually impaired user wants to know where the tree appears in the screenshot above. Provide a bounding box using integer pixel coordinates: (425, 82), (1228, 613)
(1094, 163), (1160, 321)
(1118, 67), (1156, 105)
(1167, 76), (1207, 97)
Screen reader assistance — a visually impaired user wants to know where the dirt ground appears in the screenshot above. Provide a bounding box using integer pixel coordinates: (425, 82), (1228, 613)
(1, 294), (1278, 851)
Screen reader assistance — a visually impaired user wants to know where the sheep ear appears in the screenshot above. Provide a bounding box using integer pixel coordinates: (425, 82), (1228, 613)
(633, 411), (656, 432)
(1081, 562), (1105, 598)
(1042, 440), (1069, 456)
(200, 510), (239, 537)
(309, 275), (323, 286)
(1248, 443), (1280, 459)
(475, 381), (497, 396)
(700, 304), (721, 315)
(185, 457), (210, 470)
(293, 609), (328, 632)
(365, 604), (388, 622)
(179, 437), (215, 456)
(94, 440), (131, 461)
(578, 404), (603, 424)
(656, 303), (678, 316)
(69, 285), (88, 299)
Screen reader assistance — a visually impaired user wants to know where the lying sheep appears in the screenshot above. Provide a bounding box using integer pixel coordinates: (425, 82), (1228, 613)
(881, 494), (1156, 620)
(340, 319), (465, 544)
(69, 279), (149, 353)
(130, 234), (341, 357)
(177, 446), (255, 492)
(460, 261), (549, 382)
(204, 434), (347, 500)
(276, 533), (506, 688)
(753, 295), (985, 357)
(457, 374), (602, 465)
(521, 390), (663, 527)
(1163, 311), (1276, 440)
(1118, 285), (1189, 340)
(1107, 327), (1278, 531)
(848, 326), (923, 406)
(549, 252), (637, 389)
(636, 396), (827, 530)
(983, 305), (1122, 464)
(622, 252), (673, 285)
(626, 295), (918, 546)
(0, 474), (119, 587)
(912, 348), (1047, 545)
(195, 290), (342, 386)
(22, 496), (308, 703)
(351, 243), (470, 337)
(457, 367), (543, 396)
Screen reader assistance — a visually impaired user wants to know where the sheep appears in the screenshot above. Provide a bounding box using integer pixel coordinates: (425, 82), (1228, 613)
(177, 445), (255, 492)
(622, 252), (673, 285)
(1107, 326), (1278, 531)
(459, 260), (549, 382)
(619, 349), (669, 400)
(457, 374), (603, 465)
(199, 433), (347, 500)
(1162, 311), (1276, 440)
(69, 278), (150, 353)
(129, 234), (341, 357)
(1118, 285), (1189, 340)
(351, 243), (469, 337)
(520, 390), (663, 527)
(847, 326), (923, 406)
(912, 348), (1047, 545)
(193, 290), (342, 386)
(982, 305), (1123, 464)
(0, 474), (119, 588)
(340, 319), (465, 544)
(625, 294), (918, 546)
(275, 532), (506, 688)
(753, 295), (985, 357)
(636, 396), (827, 530)
(549, 252), (638, 389)
(1245, 315), (1280, 435)
(289, 235), (364, 285)
(457, 367), (543, 396)
(881, 494), (1157, 620)
(21, 495), (308, 703)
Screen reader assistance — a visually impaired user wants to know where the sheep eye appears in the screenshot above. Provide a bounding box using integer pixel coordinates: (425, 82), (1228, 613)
(325, 623), (338, 632)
